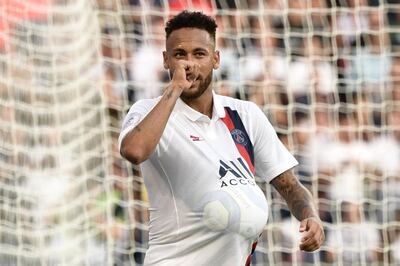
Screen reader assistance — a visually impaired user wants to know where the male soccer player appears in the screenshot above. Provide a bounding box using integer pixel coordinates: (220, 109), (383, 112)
(119, 11), (324, 265)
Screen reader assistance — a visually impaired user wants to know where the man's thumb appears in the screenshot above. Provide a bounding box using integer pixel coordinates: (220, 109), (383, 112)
(299, 219), (308, 232)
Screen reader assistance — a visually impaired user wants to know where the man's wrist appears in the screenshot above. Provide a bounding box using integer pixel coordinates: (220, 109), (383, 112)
(169, 81), (186, 92)
(163, 84), (183, 100)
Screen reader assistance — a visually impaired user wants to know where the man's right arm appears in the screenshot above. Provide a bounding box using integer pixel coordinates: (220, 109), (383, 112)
(120, 61), (198, 164)
(120, 86), (181, 164)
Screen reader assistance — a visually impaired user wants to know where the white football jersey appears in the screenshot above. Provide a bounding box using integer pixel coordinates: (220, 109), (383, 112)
(119, 92), (298, 266)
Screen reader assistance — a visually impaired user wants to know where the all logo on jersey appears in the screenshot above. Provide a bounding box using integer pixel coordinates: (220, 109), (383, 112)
(218, 158), (256, 187)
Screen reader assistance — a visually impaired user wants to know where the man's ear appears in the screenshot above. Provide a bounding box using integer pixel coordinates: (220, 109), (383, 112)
(163, 51), (169, 69)
(213, 50), (220, 69)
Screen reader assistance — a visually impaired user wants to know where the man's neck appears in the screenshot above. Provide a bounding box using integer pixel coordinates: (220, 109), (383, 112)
(181, 89), (213, 119)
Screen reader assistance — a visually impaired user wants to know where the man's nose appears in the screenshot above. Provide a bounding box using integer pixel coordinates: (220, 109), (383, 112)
(186, 53), (195, 62)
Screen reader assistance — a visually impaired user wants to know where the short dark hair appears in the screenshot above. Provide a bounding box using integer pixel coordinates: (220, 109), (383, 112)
(165, 11), (217, 41)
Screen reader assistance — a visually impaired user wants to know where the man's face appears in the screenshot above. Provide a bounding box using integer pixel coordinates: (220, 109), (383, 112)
(163, 27), (220, 100)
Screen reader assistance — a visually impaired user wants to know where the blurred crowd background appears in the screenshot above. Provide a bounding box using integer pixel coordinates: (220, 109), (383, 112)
(0, 0), (400, 265)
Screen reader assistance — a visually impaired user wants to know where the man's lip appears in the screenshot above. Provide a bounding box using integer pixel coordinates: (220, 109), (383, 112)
(189, 78), (201, 88)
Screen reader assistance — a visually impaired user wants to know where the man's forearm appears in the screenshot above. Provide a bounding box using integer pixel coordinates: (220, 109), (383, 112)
(272, 169), (325, 251)
(285, 181), (318, 221)
(120, 85), (182, 164)
(270, 170), (319, 221)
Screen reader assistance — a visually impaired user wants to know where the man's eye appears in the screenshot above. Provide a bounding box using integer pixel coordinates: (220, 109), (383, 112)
(175, 53), (184, 57)
(195, 53), (205, 57)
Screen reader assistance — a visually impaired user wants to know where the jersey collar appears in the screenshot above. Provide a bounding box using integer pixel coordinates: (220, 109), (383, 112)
(176, 91), (226, 122)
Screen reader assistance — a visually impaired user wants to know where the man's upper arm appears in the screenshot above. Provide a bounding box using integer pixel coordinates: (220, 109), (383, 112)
(118, 99), (157, 152)
(250, 103), (298, 182)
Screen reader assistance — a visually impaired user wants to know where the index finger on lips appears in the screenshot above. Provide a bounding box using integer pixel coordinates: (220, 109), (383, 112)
(173, 64), (186, 79)
(193, 64), (200, 78)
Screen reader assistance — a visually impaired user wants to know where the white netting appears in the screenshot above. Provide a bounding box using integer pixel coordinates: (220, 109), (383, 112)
(0, 0), (399, 265)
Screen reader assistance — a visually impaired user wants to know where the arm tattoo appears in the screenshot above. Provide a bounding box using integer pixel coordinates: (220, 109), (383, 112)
(166, 90), (174, 100)
(270, 170), (318, 221)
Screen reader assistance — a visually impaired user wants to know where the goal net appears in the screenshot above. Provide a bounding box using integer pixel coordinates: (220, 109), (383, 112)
(0, 0), (399, 265)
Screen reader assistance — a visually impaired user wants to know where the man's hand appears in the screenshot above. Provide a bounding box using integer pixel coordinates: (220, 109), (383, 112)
(299, 217), (325, 252)
(170, 60), (200, 92)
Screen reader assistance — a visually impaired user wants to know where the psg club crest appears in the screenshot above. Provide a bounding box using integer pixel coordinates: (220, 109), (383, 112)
(231, 129), (248, 145)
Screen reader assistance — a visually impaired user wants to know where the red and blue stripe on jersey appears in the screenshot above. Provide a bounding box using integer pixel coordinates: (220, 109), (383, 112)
(245, 239), (258, 266)
(221, 106), (258, 265)
(221, 106), (255, 175)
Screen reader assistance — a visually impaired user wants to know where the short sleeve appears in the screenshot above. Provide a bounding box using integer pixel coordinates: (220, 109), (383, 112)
(118, 98), (158, 152)
(249, 103), (298, 183)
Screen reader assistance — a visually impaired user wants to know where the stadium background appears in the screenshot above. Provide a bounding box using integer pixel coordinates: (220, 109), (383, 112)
(0, 0), (399, 265)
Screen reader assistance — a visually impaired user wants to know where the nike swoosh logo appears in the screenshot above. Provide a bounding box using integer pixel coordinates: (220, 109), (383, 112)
(190, 135), (204, 141)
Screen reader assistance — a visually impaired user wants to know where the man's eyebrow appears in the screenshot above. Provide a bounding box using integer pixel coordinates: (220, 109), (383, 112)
(193, 47), (209, 53)
(171, 47), (209, 54)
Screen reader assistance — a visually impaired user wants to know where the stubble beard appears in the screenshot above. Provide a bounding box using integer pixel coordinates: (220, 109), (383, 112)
(179, 71), (213, 101)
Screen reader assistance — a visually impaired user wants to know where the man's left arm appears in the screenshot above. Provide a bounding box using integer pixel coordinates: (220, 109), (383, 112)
(270, 169), (325, 252)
